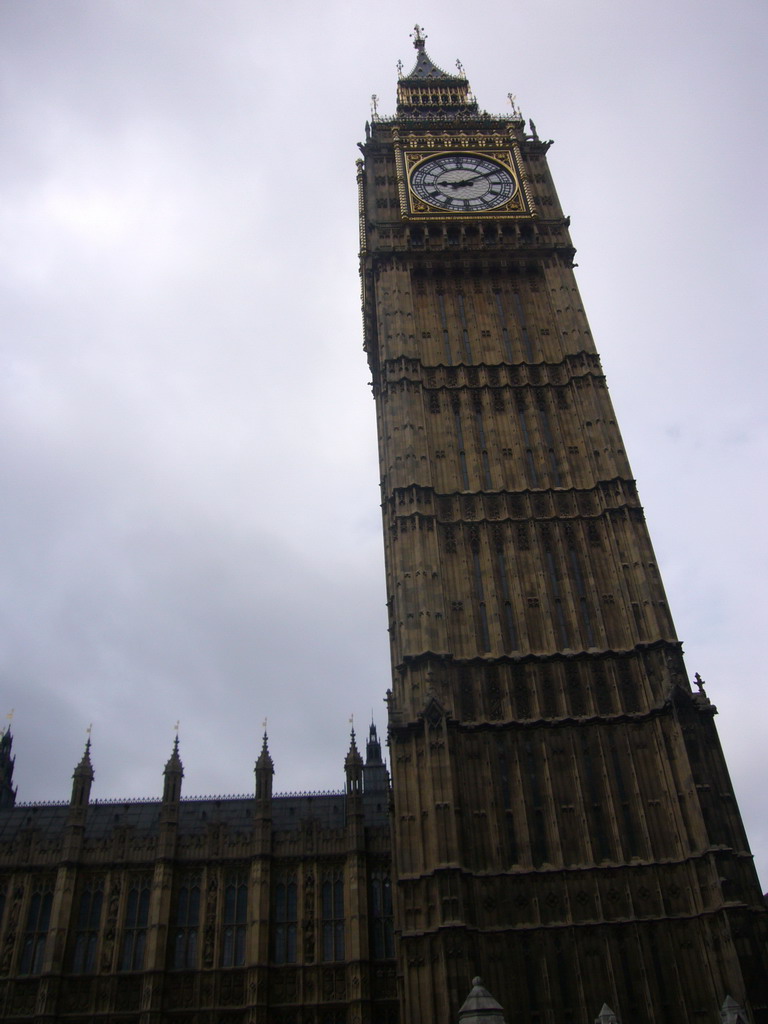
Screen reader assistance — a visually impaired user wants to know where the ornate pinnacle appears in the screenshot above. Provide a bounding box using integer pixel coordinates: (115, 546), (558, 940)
(411, 24), (426, 49)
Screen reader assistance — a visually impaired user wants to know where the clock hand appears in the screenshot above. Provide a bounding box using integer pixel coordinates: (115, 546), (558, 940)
(436, 169), (502, 189)
(457, 170), (501, 185)
(436, 177), (476, 189)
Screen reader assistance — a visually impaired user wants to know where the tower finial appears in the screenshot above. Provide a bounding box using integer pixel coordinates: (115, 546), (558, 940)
(255, 725), (274, 802)
(70, 731), (95, 810)
(412, 24), (426, 50)
(78, 730), (93, 768)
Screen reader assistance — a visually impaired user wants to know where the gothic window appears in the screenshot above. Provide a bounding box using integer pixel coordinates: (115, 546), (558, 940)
(321, 871), (345, 962)
(459, 668), (475, 721)
(369, 873), (394, 959)
(18, 881), (53, 975)
(221, 873), (247, 967)
(273, 877), (297, 964)
(119, 876), (150, 972)
(172, 876), (201, 969)
(70, 879), (104, 973)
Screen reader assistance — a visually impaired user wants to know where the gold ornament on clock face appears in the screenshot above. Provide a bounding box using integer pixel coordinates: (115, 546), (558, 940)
(410, 153), (517, 212)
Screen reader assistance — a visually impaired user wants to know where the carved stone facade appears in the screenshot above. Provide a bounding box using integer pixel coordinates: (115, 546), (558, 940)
(357, 32), (768, 1024)
(0, 728), (397, 1024)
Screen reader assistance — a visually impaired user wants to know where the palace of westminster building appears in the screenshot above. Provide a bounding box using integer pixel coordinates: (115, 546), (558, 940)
(0, 30), (765, 1024)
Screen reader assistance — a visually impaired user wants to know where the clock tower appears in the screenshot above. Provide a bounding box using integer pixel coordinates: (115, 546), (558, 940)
(358, 29), (768, 1024)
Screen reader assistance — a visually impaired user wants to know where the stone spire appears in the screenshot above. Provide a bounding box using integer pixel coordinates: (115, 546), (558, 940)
(70, 737), (94, 809)
(162, 734), (183, 805)
(254, 730), (274, 803)
(345, 728), (364, 796)
(0, 727), (17, 808)
(457, 977), (507, 1024)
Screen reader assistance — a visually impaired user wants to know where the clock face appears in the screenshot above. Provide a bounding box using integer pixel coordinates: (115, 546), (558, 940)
(410, 153), (517, 212)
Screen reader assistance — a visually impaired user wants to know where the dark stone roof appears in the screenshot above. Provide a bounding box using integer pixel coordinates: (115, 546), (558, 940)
(402, 45), (465, 84)
(0, 788), (390, 843)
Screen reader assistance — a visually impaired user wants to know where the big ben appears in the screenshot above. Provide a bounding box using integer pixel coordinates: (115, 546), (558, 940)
(358, 28), (768, 1024)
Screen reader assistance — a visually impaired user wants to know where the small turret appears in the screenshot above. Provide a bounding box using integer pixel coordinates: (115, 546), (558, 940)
(345, 729), (363, 797)
(0, 727), (17, 808)
(162, 734), (183, 805)
(70, 738), (94, 809)
(595, 1006), (620, 1024)
(254, 731), (274, 803)
(363, 721), (389, 796)
(457, 977), (507, 1024)
(366, 720), (382, 762)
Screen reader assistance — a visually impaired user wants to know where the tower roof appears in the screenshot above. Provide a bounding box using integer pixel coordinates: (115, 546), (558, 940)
(345, 728), (363, 769)
(365, 721), (383, 765)
(255, 731), (274, 773)
(401, 25), (464, 83)
(458, 977), (507, 1024)
(163, 734), (183, 776)
(396, 26), (478, 118)
(73, 738), (94, 781)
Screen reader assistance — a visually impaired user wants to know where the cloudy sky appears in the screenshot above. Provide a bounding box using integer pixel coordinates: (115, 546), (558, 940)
(0, 1), (765, 884)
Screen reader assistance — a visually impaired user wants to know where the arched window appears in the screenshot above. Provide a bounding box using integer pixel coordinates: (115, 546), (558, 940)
(19, 882), (53, 975)
(369, 872), (394, 959)
(221, 873), (248, 967)
(273, 876), (297, 964)
(321, 870), (344, 962)
(172, 876), (201, 969)
(70, 879), (104, 973)
(119, 876), (151, 971)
